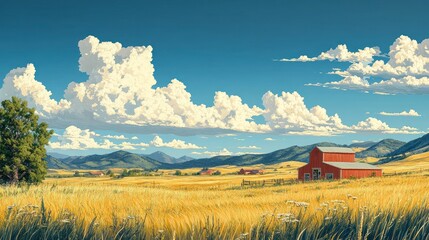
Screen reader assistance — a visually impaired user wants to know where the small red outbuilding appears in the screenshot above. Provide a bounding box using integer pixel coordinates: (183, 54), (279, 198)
(298, 147), (382, 181)
(238, 169), (264, 175)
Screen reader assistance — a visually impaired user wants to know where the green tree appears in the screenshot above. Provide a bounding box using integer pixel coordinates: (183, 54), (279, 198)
(120, 169), (129, 177)
(0, 97), (53, 184)
(106, 169), (115, 177)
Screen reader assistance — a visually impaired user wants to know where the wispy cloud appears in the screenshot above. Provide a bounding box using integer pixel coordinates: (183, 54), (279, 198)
(237, 145), (261, 149)
(278, 44), (380, 63)
(191, 148), (232, 157)
(379, 109), (421, 117)
(104, 134), (128, 140)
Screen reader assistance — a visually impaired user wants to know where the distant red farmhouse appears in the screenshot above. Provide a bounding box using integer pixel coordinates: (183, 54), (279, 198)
(88, 171), (105, 177)
(298, 147), (382, 181)
(199, 169), (214, 175)
(239, 169), (264, 175)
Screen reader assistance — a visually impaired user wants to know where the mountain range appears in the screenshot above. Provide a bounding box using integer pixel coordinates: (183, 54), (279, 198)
(142, 151), (194, 164)
(45, 133), (429, 170)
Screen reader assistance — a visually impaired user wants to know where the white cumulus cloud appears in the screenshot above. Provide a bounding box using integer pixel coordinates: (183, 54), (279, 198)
(0, 64), (70, 117)
(150, 135), (205, 149)
(49, 126), (114, 150)
(301, 35), (429, 94)
(351, 117), (422, 134)
(262, 91), (351, 135)
(0, 36), (421, 136)
(0, 36), (267, 135)
(50, 126), (149, 150)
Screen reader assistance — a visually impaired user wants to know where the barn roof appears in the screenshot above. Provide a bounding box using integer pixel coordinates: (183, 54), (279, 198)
(324, 162), (380, 170)
(317, 147), (355, 153)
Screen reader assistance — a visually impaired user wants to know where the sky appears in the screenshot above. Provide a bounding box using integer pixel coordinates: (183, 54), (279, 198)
(0, 0), (428, 157)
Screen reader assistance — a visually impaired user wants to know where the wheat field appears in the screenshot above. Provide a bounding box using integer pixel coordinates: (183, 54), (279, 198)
(1, 159), (429, 239)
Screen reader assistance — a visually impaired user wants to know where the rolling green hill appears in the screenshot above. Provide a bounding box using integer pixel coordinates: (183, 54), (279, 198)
(349, 141), (376, 148)
(45, 155), (72, 169)
(356, 139), (405, 158)
(388, 133), (429, 157)
(56, 151), (162, 170)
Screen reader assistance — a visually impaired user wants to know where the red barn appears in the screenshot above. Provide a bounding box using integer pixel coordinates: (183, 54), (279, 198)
(238, 169), (264, 175)
(298, 147), (382, 181)
(199, 169), (214, 175)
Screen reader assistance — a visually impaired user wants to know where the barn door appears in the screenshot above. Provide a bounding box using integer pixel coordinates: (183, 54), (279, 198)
(312, 168), (321, 180)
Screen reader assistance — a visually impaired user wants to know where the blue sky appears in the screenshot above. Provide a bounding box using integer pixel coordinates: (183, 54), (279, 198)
(0, 0), (428, 157)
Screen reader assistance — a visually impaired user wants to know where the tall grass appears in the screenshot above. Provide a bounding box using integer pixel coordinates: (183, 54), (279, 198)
(0, 198), (428, 239)
(0, 173), (428, 239)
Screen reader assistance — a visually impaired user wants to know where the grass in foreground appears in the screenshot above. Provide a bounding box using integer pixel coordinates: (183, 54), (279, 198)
(1, 163), (429, 239)
(1, 196), (428, 239)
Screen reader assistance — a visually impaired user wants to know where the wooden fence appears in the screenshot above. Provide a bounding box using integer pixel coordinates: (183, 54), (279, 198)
(241, 178), (295, 187)
(383, 168), (428, 177)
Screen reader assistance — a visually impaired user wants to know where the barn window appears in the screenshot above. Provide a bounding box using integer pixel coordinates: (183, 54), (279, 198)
(304, 173), (310, 181)
(326, 173), (334, 180)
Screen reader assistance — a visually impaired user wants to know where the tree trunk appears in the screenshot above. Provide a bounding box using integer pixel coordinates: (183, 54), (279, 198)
(11, 168), (19, 185)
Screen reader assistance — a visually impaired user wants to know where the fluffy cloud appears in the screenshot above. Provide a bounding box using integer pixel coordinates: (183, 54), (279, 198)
(150, 135), (205, 149)
(261, 91), (421, 135)
(0, 36), (267, 135)
(262, 91), (351, 135)
(301, 36), (429, 94)
(0, 64), (70, 117)
(351, 117), (422, 134)
(264, 137), (275, 141)
(50, 126), (148, 150)
(279, 44), (381, 63)
(49, 126), (114, 150)
(379, 109), (421, 117)
(0, 36), (421, 136)
(62, 36), (268, 133)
